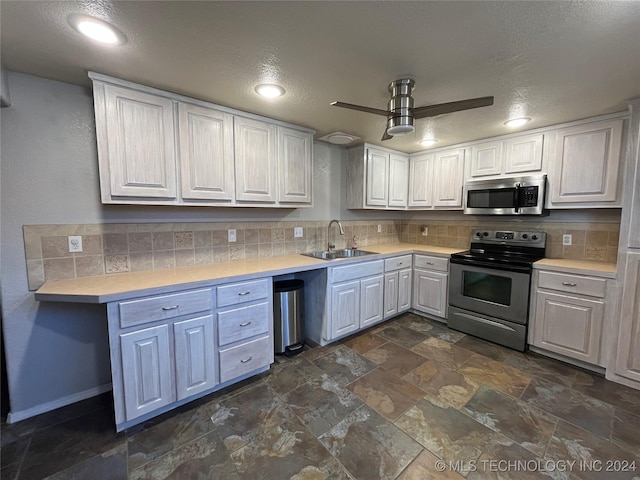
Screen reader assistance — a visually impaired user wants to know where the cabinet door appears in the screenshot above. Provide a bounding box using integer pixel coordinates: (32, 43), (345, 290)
(103, 84), (177, 199)
(470, 140), (503, 177)
(360, 275), (385, 328)
(398, 268), (413, 313)
(384, 272), (399, 319)
(234, 117), (277, 202)
(533, 291), (603, 364)
(408, 153), (433, 208)
(549, 119), (623, 205)
(330, 281), (360, 339)
(178, 103), (234, 201)
(388, 154), (409, 208)
(120, 324), (174, 421)
(432, 149), (465, 207)
(174, 315), (217, 401)
(615, 253), (640, 382)
(412, 269), (448, 318)
(504, 133), (543, 174)
(366, 148), (389, 207)
(278, 127), (312, 204)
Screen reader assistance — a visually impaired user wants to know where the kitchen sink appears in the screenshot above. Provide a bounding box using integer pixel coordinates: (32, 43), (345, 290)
(301, 249), (378, 260)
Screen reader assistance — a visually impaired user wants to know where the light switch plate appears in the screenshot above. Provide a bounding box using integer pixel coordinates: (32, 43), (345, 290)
(421, 226), (428, 236)
(563, 234), (572, 246)
(294, 227), (303, 238)
(377, 224), (382, 233)
(68, 235), (83, 253)
(228, 229), (237, 243)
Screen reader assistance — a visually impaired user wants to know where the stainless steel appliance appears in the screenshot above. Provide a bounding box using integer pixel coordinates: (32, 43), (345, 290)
(463, 174), (547, 215)
(448, 229), (546, 351)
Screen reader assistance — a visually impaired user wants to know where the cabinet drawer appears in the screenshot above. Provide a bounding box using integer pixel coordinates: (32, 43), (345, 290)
(332, 260), (384, 284)
(118, 289), (213, 329)
(414, 255), (448, 272)
(219, 335), (272, 383)
(538, 271), (606, 298)
(385, 255), (412, 272)
(218, 301), (270, 347)
(216, 278), (270, 308)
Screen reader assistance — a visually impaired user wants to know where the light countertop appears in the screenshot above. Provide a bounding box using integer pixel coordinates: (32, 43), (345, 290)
(35, 243), (464, 304)
(534, 258), (617, 278)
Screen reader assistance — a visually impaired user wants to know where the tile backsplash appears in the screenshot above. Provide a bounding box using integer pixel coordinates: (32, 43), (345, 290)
(23, 221), (400, 290)
(23, 218), (619, 291)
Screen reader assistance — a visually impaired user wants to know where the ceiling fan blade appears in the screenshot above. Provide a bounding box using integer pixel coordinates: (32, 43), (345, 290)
(381, 129), (393, 141)
(412, 96), (494, 119)
(330, 101), (390, 117)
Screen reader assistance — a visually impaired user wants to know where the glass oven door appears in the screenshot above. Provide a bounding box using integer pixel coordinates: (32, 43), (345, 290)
(448, 262), (531, 324)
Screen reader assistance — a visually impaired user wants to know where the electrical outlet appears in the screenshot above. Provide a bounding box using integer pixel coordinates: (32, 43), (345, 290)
(563, 234), (572, 246)
(68, 235), (83, 253)
(294, 227), (303, 238)
(228, 229), (237, 243)
(421, 226), (428, 236)
(377, 224), (382, 233)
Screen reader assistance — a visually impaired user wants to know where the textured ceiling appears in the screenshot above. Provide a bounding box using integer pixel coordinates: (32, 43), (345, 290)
(1, 1), (639, 153)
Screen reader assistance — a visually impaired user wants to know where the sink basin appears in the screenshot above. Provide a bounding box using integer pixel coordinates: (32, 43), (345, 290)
(301, 249), (378, 260)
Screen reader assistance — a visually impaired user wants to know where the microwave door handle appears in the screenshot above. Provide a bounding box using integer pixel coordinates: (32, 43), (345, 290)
(514, 184), (520, 213)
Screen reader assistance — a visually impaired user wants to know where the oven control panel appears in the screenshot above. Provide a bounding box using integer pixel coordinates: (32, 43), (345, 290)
(471, 229), (546, 247)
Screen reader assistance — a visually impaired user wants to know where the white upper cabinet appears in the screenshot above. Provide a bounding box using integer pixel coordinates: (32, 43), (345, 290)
(347, 144), (409, 210)
(388, 154), (409, 207)
(469, 133), (543, 178)
(277, 127), (313, 205)
(97, 83), (177, 202)
(504, 133), (544, 174)
(432, 148), (465, 208)
(89, 72), (313, 208)
(547, 118), (623, 207)
(408, 153), (433, 208)
(178, 103), (234, 202)
(234, 117), (277, 203)
(366, 148), (390, 207)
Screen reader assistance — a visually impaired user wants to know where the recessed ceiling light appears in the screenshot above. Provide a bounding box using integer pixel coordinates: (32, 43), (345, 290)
(504, 117), (531, 128)
(420, 139), (437, 147)
(255, 84), (285, 98)
(68, 14), (126, 45)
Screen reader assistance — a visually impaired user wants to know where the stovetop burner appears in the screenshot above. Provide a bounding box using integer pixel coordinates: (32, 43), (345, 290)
(451, 229), (547, 271)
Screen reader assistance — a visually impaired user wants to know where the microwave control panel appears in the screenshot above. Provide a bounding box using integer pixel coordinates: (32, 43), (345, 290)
(519, 186), (539, 206)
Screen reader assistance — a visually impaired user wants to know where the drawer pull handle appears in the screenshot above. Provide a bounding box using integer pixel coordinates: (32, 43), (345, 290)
(239, 321), (252, 327)
(240, 356), (253, 363)
(238, 291), (251, 296)
(162, 305), (179, 311)
(426, 262), (434, 265)
(562, 282), (577, 287)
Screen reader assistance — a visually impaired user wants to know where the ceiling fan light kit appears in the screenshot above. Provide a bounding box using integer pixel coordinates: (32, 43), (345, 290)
(331, 77), (494, 142)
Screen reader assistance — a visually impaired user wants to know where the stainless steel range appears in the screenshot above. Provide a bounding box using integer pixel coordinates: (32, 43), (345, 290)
(448, 229), (546, 351)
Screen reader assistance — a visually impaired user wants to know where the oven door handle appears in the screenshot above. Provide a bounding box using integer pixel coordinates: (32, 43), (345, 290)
(449, 257), (532, 274)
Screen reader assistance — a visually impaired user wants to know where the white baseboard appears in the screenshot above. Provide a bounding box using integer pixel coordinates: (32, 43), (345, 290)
(6, 383), (112, 424)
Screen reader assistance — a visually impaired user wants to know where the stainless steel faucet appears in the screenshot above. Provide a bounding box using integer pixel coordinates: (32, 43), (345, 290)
(327, 219), (345, 252)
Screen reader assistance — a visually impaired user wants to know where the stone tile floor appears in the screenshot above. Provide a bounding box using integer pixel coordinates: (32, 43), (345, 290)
(2, 313), (640, 479)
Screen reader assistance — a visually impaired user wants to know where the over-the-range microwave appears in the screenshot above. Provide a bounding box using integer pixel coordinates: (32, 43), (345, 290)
(463, 174), (547, 215)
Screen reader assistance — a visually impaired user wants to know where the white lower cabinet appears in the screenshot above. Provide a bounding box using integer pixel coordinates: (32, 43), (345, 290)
(327, 260), (385, 341)
(530, 270), (606, 365)
(120, 324), (174, 421)
(383, 255), (413, 319)
(108, 279), (273, 431)
(412, 255), (449, 318)
(174, 315), (217, 400)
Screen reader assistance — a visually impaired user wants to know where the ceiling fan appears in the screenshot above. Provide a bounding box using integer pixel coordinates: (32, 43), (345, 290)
(331, 78), (494, 141)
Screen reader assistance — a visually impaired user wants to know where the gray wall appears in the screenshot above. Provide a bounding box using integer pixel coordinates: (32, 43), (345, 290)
(0, 71), (381, 419)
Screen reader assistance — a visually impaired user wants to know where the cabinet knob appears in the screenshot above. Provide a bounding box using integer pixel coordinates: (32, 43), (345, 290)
(239, 321), (252, 327)
(561, 282), (577, 286)
(238, 291), (251, 296)
(240, 356), (253, 363)
(162, 305), (179, 311)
